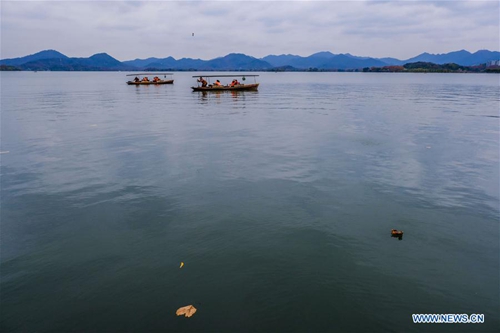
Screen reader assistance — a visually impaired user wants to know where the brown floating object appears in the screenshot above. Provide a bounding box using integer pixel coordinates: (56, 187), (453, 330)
(176, 305), (197, 318)
(391, 229), (404, 236)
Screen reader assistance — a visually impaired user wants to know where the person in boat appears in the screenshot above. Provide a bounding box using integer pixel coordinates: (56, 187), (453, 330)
(214, 80), (222, 86)
(142, 77), (149, 82)
(153, 76), (160, 82)
(197, 77), (208, 87)
(134, 76), (140, 82)
(230, 80), (237, 87)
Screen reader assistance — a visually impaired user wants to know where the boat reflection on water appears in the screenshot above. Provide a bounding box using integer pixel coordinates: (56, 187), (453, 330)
(199, 90), (222, 101)
(197, 90), (257, 104)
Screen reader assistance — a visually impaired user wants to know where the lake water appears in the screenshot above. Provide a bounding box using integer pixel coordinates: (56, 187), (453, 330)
(1, 72), (499, 332)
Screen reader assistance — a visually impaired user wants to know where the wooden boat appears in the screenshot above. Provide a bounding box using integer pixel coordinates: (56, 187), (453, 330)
(126, 73), (174, 85)
(192, 74), (259, 91)
(192, 83), (259, 91)
(127, 80), (173, 85)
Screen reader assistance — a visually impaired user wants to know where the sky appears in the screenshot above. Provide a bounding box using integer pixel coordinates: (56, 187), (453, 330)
(1, 0), (499, 61)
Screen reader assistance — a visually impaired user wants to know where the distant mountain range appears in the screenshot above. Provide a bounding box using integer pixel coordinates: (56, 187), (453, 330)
(0, 50), (135, 71)
(1, 49), (499, 71)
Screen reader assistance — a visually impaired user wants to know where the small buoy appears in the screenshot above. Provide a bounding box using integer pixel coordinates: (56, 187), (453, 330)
(180, 262), (184, 268)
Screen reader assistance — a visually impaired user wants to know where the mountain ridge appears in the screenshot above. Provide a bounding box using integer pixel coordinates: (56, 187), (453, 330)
(2, 49), (499, 71)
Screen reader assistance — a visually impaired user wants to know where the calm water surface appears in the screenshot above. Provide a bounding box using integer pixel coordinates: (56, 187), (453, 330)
(1, 72), (499, 332)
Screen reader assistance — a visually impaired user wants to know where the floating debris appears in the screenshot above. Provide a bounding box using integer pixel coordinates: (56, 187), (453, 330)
(176, 305), (197, 318)
(180, 262), (184, 268)
(391, 229), (403, 236)
(391, 229), (404, 240)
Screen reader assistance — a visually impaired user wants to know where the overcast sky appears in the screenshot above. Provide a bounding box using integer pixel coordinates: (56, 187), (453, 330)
(1, 0), (499, 61)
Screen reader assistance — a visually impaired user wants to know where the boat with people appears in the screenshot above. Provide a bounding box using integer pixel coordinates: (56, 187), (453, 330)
(126, 73), (174, 85)
(191, 75), (259, 91)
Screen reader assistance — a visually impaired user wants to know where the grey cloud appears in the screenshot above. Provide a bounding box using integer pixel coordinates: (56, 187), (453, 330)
(1, 0), (498, 61)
